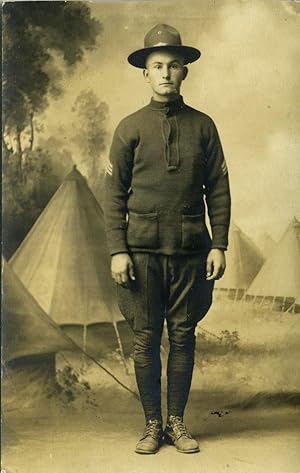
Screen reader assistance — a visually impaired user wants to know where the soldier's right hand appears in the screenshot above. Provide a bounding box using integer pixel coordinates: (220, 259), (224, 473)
(111, 253), (135, 288)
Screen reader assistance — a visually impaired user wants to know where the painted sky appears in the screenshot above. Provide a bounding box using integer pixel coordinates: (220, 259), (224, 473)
(41, 0), (300, 241)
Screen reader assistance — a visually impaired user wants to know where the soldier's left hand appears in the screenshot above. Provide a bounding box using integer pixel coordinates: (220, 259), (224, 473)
(206, 249), (226, 280)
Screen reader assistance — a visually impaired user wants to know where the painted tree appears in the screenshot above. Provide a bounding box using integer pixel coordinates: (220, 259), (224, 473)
(71, 90), (109, 195)
(2, 2), (103, 258)
(2, 1), (102, 177)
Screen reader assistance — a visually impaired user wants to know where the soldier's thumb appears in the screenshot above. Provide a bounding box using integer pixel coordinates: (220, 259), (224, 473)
(206, 258), (213, 277)
(129, 263), (136, 281)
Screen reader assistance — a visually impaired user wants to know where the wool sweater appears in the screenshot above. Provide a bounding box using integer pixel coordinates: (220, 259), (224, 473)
(104, 95), (231, 256)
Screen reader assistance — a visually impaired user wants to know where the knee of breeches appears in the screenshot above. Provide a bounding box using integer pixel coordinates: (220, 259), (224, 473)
(168, 330), (196, 353)
(133, 329), (161, 358)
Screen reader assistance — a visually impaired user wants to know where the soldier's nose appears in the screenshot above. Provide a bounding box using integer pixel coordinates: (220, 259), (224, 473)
(162, 67), (170, 79)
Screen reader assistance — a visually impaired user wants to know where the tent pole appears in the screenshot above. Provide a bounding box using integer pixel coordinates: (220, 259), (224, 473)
(113, 321), (129, 375)
(285, 302), (293, 314)
(240, 290), (246, 303)
(270, 296), (276, 312)
(259, 296), (265, 308)
(285, 300), (295, 314)
(83, 324), (88, 352)
(281, 297), (286, 312)
(81, 324), (88, 371)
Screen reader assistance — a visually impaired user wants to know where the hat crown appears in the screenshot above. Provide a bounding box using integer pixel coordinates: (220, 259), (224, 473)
(144, 24), (182, 48)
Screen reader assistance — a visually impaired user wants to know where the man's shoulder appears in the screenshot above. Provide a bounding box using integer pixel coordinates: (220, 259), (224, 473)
(117, 105), (149, 127)
(113, 105), (149, 142)
(184, 103), (216, 126)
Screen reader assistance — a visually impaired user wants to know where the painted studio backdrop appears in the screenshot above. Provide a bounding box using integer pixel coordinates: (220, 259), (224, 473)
(2, 1), (300, 473)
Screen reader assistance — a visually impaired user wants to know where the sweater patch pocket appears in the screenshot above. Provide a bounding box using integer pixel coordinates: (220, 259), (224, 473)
(182, 214), (210, 250)
(127, 211), (158, 249)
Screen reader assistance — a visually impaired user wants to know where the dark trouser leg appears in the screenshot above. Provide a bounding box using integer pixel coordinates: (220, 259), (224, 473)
(116, 253), (165, 422)
(166, 254), (214, 417)
(133, 328), (163, 421)
(167, 326), (196, 417)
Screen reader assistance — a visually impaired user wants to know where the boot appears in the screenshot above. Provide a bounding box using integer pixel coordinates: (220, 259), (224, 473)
(164, 415), (199, 453)
(135, 419), (163, 454)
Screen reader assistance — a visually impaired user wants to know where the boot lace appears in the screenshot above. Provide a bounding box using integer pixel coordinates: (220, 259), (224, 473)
(168, 415), (192, 439)
(142, 419), (162, 439)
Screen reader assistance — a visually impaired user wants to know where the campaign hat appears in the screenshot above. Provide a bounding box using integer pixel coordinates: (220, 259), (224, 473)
(128, 24), (201, 68)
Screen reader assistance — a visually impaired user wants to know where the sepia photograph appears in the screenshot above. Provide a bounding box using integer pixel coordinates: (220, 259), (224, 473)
(2, 1), (300, 472)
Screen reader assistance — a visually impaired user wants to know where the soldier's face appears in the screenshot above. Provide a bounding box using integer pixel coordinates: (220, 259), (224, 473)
(143, 50), (188, 101)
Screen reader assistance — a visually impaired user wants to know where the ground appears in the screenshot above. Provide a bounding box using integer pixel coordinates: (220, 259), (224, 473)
(2, 300), (300, 473)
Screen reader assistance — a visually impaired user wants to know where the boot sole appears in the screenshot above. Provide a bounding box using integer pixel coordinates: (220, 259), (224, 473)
(135, 448), (160, 454)
(176, 447), (200, 454)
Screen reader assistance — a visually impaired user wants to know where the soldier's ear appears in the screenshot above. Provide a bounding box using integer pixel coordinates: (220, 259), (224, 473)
(182, 66), (188, 80)
(143, 69), (150, 82)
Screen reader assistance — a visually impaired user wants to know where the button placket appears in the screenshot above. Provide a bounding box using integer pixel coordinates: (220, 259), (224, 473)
(165, 115), (180, 171)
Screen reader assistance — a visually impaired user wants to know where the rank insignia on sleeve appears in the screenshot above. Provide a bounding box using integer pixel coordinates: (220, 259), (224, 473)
(105, 160), (113, 176)
(221, 159), (228, 176)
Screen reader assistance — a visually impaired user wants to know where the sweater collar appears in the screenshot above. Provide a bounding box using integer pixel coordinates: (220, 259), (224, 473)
(147, 95), (185, 114)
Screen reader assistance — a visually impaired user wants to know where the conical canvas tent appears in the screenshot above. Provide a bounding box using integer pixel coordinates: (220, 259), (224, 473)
(10, 166), (133, 359)
(2, 259), (75, 406)
(2, 259), (75, 363)
(215, 222), (265, 297)
(247, 217), (300, 300)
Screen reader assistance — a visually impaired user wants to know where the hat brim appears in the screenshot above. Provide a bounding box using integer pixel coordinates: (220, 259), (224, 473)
(128, 45), (201, 68)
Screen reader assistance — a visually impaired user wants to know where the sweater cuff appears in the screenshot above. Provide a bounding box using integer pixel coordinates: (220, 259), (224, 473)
(110, 250), (129, 257)
(106, 230), (128, 256)
(211, 224), (229, 250)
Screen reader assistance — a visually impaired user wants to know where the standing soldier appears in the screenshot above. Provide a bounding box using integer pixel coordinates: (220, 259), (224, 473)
(104, 24), (231, 454)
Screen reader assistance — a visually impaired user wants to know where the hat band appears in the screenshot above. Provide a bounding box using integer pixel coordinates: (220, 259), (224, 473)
(146, 42), (181, 47)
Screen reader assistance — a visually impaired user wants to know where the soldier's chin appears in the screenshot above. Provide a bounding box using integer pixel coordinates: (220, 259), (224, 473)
(160, 87), (177, 95)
